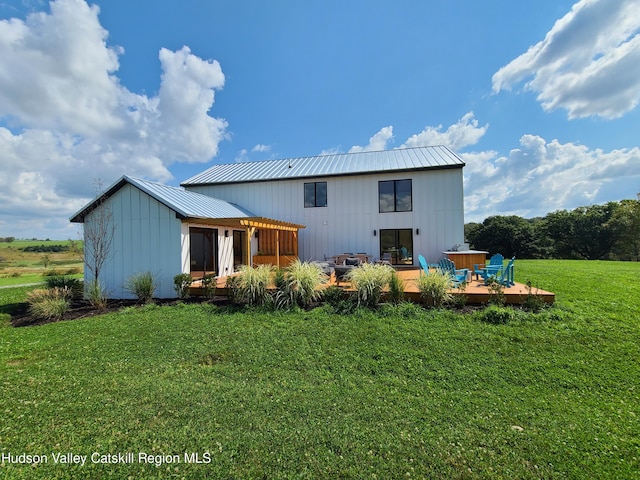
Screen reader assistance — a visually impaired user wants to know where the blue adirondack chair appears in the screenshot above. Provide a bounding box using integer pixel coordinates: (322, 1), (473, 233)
(437, 258), (468, 287)
(418, 254), (430, 276)
(481, 256), (515, 287)
(473, 253), (504, 280)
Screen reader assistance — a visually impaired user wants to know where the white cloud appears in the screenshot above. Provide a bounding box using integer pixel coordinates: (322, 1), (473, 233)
(252, 144), (271, 153)
(348, 126), (394, 153)
(401, 112), (488, 150)
(0, 0), (228, 238)
(463, 135), (640, 221)
(492, 0), (640, 119)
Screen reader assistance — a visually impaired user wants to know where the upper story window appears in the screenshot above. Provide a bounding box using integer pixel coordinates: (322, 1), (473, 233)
(379, 179), (412, 213)
(304, 181), (327, 208)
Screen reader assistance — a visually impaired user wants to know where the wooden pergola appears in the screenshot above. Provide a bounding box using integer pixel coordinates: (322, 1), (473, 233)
(182, 216), (305, 268)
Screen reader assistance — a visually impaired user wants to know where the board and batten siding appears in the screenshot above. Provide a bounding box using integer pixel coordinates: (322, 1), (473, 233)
(186, 168), (464, 264)
(84, 183), (183, 299)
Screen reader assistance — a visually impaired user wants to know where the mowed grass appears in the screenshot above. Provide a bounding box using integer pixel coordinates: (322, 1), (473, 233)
(0, 261), (639, 478)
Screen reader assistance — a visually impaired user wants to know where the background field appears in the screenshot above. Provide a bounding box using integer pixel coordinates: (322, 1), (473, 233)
(1, 260), (639, 479)
(0, 240), (83, 286)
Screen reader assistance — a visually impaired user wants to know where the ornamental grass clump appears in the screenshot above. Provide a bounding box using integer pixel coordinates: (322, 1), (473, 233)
(236, 264), (273, 307)
(125, 271), (156, 303)
(275, 260), (327, 309)
(346, 263), (393, 309)
(414, 270), (452, 308)
(27, 287), (71, 321)
(387, 269), (405, 304)
(45, 275), (83, 299)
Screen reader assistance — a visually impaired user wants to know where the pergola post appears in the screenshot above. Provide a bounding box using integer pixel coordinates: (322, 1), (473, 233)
(276, 230), (280, 268)
(246, 226), (255, 267)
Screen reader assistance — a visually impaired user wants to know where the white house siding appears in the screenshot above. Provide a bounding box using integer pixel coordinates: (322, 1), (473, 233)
(85, 184), (183, 299)
(186, 168), (464, 264)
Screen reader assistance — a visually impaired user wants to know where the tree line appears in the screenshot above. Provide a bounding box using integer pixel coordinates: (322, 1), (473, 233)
(465, 195), (640, 261)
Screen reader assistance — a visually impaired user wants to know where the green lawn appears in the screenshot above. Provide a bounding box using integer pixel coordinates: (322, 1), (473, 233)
(0, 260), (639, 479)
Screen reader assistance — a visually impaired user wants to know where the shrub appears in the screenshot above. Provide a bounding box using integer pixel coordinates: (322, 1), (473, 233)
(321, 285), (358, 314)
(236, 264), (273, 307)
(45, 275), (83, 299)
(225, 275), (242, 304)
(65, 267), (81, 275)
(522, 280), (546, 313)
(486, 278), (506, 306)
(86, 279), (108, 310)
(275, 260), (327, 309)
(346, 263), (393, 309)
(201, 274), (217, 300)
(478, 305), (516, 325)
(27, 288), (71, 321)
(125, 272), (156, 303)
(414, 270), (452, 308)
(387, 270), (405, 304)
(173, 273), (193, 299)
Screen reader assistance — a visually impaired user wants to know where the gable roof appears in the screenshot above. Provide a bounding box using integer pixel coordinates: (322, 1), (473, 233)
(70, 175), (257, 223)
(181, 145), (464, 186)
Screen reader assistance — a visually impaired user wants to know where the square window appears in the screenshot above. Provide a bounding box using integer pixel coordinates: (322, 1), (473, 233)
(304, 182), (327, 207)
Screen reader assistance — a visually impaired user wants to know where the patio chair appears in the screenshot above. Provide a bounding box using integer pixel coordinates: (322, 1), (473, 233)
(376, 252), (392, 265)
(437, 258), (468, 288)
(334, 265), (355, 286)
(344, 256), (362, 267)
(481, 256), (515, 287)
(418, 254), (430, 276)
(473, 253), (504, 280)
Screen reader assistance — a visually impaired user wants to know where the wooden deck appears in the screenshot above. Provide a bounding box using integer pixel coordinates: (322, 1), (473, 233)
(192, 267), (555, 305)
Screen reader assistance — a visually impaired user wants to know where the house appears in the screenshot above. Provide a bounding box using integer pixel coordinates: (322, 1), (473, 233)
(71, 145), (465, 299)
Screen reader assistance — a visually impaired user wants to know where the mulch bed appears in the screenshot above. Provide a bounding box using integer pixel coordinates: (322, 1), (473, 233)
(9, 296), (227, 328)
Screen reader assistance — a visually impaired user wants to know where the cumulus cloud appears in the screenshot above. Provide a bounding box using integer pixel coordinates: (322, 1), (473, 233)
(401, 112), (488, 150)
(348, 126), (394, 153)
(462, 135), (640, 221)
(492, 0), (640, 119)
(0, 0), (227, 238)
(348, 112), (487, 154)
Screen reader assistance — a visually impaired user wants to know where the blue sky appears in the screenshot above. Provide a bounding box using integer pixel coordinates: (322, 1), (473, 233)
(1, 0), (639, 239)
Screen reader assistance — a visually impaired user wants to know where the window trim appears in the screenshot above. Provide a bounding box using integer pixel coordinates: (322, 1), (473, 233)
(378, 179), (412, 213)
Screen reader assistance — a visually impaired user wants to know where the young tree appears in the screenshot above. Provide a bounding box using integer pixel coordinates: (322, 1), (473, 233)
(84, 180), (115, 285)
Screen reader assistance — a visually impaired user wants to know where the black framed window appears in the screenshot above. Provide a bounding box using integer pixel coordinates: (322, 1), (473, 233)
(189, 227), (218, 274)
(379, 179), (412, 212)
(304, 182), (327, 207)
(380, 229), (413, 265)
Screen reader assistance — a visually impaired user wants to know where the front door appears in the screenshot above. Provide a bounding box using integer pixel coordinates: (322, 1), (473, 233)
(379, 228), (413, 265)
(190, 227), (218, 276)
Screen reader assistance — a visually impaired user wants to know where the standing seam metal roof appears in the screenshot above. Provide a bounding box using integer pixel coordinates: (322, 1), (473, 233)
(70, 175), (256, 222)
(181, 145), (464, 186)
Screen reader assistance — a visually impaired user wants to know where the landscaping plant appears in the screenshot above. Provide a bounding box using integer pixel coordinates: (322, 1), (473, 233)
(346, 263), (393, 308)
(414, 269), (452, 308)
(86, 279), (108, 310)
(275, 260), (327, 309)
(173, 273), (193, 299)
(45, 275), (83, 299)
(125, 271), (156, 303)
(236, 264), (273, 307)
(26, 287), (71, 321)
(201, 273), (217, 300)
(387, 269), (405, 304)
